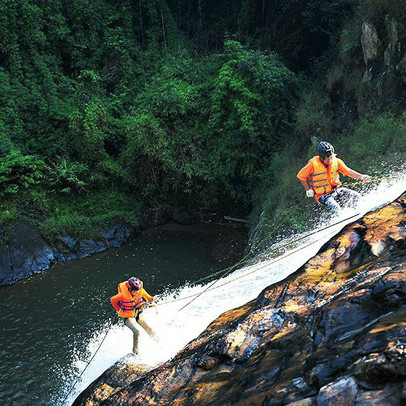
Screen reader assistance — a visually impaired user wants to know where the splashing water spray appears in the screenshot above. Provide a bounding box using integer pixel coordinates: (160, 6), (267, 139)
(60, 170), (406, 405)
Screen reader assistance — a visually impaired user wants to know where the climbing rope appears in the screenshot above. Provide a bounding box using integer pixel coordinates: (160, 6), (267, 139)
(62, 174), (404, 403)
(175, 207), (298, 311)
(157, 188), (404, 311)
(155, 208), (365, 310)
(342, 172), (405, 188)
(57, 209), (293, 405)
(189, 172), (405, 290)
(60, 326), (111, 406)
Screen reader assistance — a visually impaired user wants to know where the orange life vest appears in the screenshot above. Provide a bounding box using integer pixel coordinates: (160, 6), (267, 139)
(117, 281), (150, 318)
(309, 156), (341, 199)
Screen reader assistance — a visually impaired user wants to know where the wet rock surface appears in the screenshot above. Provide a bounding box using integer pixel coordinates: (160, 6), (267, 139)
(0, 222), (136, 286)
(76, 193), (406, 405)
(72, 355), (150, 406)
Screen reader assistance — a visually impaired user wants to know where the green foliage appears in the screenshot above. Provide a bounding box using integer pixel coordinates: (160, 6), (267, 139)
(253, 141), (305, 215)
(211, 40), (295, 139)
(124, 114), (171, 168)
(334, 114), (406, 172)
(47, 157), (88, 194)
(0, 204), (19, 242)
(119, 41), (297, 214)
(295, 88), (334, 138)
(90, 158), (127, 188)
(0, 152), (46, 197)
(207, 40), (297, 208)
(68, 71), (109, 163)
(358, 0), (406, 21)
(1, 0), (403, 243)
(41, 191), (141, 239)
(121, 112), (195, 206)
(136, 77), (201, 118)
(0, 132), (14, 157)
(0, 206), (18, 229)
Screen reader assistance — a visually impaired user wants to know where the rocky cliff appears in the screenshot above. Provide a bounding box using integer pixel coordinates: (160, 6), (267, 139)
(74, 192), (406, 405)
(361, 14), (406, 106)
(0, 222), (136, 286)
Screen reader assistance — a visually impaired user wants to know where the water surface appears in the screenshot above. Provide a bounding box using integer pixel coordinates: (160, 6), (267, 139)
(0, 223), (247, 406)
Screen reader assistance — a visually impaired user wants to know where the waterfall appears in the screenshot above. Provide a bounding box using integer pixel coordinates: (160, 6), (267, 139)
(62, 172), (406, 405)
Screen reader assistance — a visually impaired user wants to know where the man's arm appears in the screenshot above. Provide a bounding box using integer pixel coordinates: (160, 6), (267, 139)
(297, 162), (315, 197)
(110, 293), (122, 312)
(346, 169), (371, 181)
(141, 289), (154, 303)
(299, 179), (310, 191)
(338, 159), (371, 181)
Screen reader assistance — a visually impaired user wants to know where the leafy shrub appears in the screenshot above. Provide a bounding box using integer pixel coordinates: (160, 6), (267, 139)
(206, 40), (297, 210)
(42, 191), (140, 239)
(47, 157), (88, 194)
(295, 89), (334, 138)
(90, 158), (127, 188)
(0, 206), (18, 228)
(135, 76), (201, 118)
(0, 152), (46, 197)
(68, 71), (110, 163)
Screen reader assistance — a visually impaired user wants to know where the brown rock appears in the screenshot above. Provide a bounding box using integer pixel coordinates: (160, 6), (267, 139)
(72, 356), (150, 406)
(285, 399), (316, 406)
(75, 192), (406, 406)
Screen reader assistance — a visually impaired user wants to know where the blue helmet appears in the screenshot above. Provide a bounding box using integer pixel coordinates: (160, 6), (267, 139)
(317, 141), (334, 158)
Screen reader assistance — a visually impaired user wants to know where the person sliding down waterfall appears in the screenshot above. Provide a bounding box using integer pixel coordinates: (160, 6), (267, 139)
(110, 277), (158, 354)
(297, 141), (371, 215)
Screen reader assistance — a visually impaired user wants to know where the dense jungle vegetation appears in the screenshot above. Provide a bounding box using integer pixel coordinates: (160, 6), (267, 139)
(1, 0), (406, 239)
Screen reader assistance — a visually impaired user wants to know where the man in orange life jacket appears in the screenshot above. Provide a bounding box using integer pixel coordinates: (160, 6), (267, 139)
(297, 141), (371, 214)
(110, 277), (157, 354)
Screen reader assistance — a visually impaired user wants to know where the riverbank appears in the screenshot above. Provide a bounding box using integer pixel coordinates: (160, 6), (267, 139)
(0, 219), (137, 286)
(0, 206), (248, 287)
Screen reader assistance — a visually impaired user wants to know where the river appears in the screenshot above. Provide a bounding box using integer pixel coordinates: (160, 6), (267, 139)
(0, 222), (247, 406)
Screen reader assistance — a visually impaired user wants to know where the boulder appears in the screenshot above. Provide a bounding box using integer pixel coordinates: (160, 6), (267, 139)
(317, 377), (358, 406)
(1, 221), (55, 284)
(397, 52), (406, 84)
(0, 243), (12, 285)
(72, 354), (150, 406)
(102, 224), (136, 248)
(355, 384), (403, 405)
(77, 240), (107, 259)
(384, 15), (402, 67)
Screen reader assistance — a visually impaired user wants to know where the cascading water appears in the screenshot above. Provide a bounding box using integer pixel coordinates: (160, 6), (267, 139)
(61, 172), (406, 405)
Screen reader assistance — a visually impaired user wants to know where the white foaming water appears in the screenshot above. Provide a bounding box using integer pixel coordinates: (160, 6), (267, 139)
(62, 173), (406, 405)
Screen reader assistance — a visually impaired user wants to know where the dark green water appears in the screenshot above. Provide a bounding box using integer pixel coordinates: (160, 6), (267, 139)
(0, 223), (246, 406)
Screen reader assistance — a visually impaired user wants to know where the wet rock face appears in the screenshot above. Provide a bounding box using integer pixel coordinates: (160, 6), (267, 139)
(76, 193), (406, 405)
(0, 221), (55, 286)
(72, 355), (149, 406)
(0, 222), (136, 286)
(359, 14), (406, 105)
